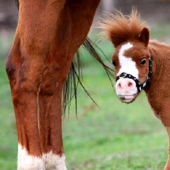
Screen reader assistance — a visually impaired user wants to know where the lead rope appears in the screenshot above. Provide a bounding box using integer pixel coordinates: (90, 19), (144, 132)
(116, 57), (152, 93)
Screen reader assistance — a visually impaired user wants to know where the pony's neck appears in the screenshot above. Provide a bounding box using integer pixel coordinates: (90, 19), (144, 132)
(148, 40), (170, 83)
(144, 40), (170, 120)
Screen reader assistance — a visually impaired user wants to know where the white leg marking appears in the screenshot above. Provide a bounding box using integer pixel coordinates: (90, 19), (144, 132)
(17, 144), (45, 170)
(117, 42), (139, 78)
(43, 151), (67, 170)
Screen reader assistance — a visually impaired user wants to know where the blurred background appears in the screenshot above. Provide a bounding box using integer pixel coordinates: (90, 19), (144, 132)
(0, 0), (170, 169)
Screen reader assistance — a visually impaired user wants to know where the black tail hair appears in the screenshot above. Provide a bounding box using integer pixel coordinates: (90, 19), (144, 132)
(62, 37), (114, 114)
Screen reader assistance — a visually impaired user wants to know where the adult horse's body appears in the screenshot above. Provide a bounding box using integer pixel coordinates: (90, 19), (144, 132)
(6, 0), (101, 169)
(101, 10), (170, 170)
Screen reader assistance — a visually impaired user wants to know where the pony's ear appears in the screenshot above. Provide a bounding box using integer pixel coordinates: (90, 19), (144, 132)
(138, 27), (149, 46)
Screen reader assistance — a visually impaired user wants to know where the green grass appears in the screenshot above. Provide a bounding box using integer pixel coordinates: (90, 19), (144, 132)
(0, 57), (17, 169)
(0, 27), (169, 170)
(62, 58), (167, 170)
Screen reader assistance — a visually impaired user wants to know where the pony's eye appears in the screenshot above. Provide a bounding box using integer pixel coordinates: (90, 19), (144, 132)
(140, 58), (146, 65)
(112, 60), (116, 66)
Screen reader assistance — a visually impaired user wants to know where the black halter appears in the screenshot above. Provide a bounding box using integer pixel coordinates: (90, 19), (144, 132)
(116, 57), (152, 93)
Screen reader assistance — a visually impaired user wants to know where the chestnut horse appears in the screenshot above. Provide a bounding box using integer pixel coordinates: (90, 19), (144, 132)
(5, 0), (105, 169)
(101, 10), (170, 170)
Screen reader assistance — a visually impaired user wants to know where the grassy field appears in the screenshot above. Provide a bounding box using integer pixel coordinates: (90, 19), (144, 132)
(0, 26), (170, 170)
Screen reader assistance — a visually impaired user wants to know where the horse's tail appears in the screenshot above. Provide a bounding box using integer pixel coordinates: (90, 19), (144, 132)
(63, 37), (114, 114)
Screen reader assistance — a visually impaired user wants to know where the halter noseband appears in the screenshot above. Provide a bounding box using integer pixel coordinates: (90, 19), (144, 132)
(116, 57), (152, 93)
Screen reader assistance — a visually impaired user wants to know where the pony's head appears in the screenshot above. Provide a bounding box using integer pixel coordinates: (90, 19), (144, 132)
(101, 10), (152, 103)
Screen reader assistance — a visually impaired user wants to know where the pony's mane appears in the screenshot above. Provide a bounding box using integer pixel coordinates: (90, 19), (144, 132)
(100, 10), (147, 47)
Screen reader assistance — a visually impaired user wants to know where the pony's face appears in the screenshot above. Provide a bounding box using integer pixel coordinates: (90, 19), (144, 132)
(113, 41), (150, 103)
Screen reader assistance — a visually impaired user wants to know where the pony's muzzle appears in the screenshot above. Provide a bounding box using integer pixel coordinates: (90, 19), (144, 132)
(115, 78), (138, 103)
(116, 78), (136, 91)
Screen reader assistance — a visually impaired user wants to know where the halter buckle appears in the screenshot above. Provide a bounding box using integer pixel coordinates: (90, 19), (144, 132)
(120, 73), (127, 78)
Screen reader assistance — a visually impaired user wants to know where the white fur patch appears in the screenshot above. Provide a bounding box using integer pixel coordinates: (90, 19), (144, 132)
(115, 42), (138, 99)
(43, 151), (67, 170)
(17, 144), (45, 170)
(117, 42), (139, 78)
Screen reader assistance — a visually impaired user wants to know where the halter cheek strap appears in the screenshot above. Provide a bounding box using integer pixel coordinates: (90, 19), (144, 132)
(116, 57), (152, 93)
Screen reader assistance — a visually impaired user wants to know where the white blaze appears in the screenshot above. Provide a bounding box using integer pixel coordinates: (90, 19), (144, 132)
(115, 42), (139, 100)
(117, 42), (139, 78)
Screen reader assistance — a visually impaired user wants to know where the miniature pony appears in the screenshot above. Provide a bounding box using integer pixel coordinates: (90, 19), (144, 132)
(101, 10), (170, 170)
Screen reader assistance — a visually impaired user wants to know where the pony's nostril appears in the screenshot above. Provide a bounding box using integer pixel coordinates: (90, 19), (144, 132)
(118, 83), (121, 88)
(128, 82), (133, 87)
(117, 80), (135, 90)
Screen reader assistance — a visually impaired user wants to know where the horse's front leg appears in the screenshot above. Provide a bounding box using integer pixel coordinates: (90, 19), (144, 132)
(38, 67), (68, 170)
(6, 48), (45, 169)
